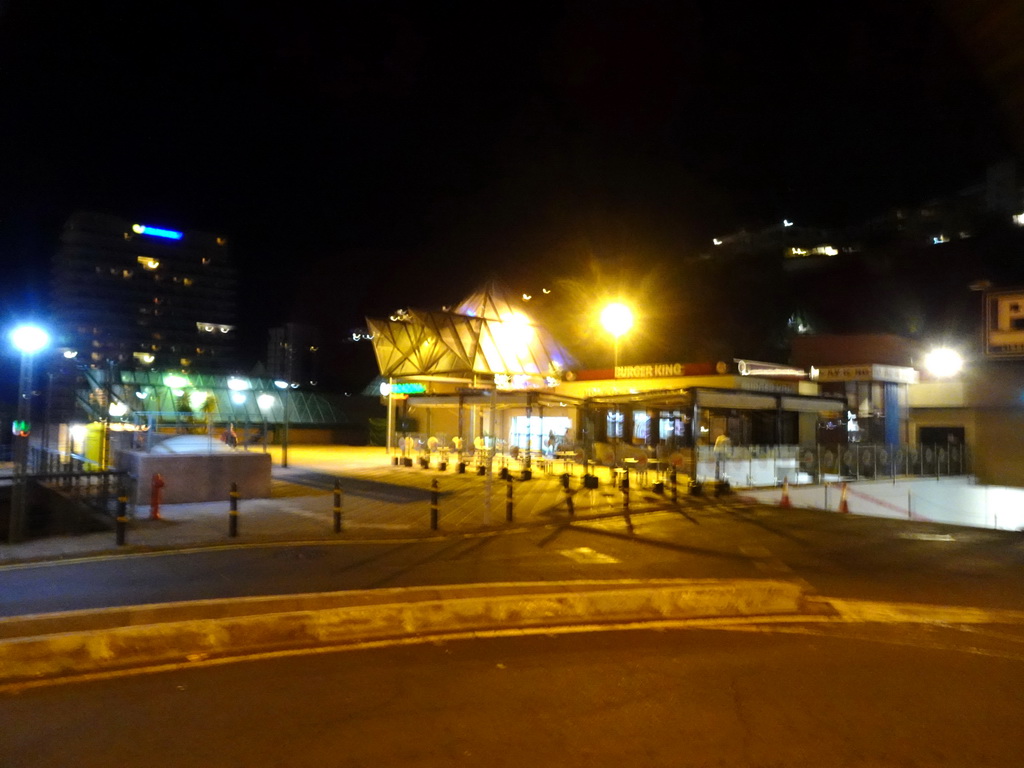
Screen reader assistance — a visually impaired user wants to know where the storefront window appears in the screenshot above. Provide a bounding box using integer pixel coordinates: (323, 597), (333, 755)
(632, 411), (650, 444)
(607, 410), (624, 439)
(509, 416), (572, 454)
(657, 411), (689, 449)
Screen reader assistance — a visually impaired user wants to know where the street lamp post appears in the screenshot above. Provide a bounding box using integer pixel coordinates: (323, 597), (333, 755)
(257, 393), (275, 454)
(599, 302), (634, 448)
(274, 380), (290, 468)
(8, 324), (50, 543)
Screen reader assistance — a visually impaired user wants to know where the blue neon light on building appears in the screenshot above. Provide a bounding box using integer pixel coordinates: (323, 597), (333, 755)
(132, 224), (184, 240)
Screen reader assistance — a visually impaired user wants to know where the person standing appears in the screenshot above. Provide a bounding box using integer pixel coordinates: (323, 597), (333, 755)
(713, 431), (731, 480)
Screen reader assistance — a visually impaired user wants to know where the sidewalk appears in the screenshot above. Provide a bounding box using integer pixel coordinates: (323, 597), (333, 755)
(1, 446), (681, 565)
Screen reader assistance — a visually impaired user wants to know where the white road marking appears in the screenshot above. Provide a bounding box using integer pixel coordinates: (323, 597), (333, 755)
(559, 547), (620, 564)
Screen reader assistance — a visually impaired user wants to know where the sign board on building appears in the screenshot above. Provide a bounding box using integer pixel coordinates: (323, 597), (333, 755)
(379, 382), (427, 396)
(810, 364), (918, 384)
(985, 290), (1024, 358)
(568, 362), (717, 381)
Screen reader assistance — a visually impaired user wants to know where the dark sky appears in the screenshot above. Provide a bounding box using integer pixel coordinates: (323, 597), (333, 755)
(1, 0), (1022, 372)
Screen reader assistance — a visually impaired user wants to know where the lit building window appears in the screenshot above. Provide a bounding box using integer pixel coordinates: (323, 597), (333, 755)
(137, 256), (160, 270)
(196, 322), (235, 334)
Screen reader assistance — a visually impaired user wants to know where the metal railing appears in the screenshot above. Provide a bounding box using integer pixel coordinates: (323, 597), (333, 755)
(809, 443), (967, 482)
(26, 447), (132, 518)
(694, 443), (969, 487)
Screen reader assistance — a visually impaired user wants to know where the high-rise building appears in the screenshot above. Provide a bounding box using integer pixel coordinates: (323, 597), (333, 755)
(50, 211), (238, 371)
(267, 323), (320, 386)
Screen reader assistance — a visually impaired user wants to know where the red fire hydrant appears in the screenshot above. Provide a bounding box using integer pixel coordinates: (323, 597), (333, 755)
(150, 473), (165, 520)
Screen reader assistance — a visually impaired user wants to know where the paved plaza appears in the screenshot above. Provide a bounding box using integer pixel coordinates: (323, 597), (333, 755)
(1, 446), (684, 564)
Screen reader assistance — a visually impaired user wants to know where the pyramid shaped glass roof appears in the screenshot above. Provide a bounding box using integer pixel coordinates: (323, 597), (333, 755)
(367, 282), (576, 382)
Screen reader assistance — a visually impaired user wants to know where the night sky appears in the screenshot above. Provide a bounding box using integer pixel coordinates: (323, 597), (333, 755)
(1, 1), (1022, 383)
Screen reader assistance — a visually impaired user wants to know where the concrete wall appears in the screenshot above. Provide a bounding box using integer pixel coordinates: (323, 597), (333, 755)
(973, 409), (1024, 487)
(118, 451), (272, 505)
(744, 477), (1024, 532)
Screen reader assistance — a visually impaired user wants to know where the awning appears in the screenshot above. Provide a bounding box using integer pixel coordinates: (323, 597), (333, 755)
(780, 396), (847, 413)
(695, 390), (778, 410)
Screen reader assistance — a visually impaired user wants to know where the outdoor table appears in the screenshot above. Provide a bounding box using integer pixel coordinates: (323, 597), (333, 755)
(555, 451), (576, 474)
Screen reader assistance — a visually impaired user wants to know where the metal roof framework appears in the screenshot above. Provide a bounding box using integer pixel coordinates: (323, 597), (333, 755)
(78, 368), (357, 426)
(367, 282), (576, 380)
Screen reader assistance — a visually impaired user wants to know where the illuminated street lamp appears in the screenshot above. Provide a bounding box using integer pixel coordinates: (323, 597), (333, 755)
(8, 323), (50, 543)
(600, 302), (634, 370)
(923, 347), (964, 378)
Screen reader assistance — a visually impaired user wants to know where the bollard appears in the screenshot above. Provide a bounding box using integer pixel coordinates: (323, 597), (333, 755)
(430, 478), (439, 530)
(150, 473), (165, 520)
(116, 495), (128, 546)
(333, 479), (343, 533)
(671, 468), (678, 504)
(565, 475), (575, 516)
(229, 482), (239, 537)
(506, 475), (514, 522)
(622, 477), (634, 533)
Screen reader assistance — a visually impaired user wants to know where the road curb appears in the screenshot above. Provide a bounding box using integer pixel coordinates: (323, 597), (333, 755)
(0, 579), (809, 684)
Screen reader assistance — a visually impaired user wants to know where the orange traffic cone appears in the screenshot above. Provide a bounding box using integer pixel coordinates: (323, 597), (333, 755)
(838, 482), (850, 514)
(780, 478), (791, 508)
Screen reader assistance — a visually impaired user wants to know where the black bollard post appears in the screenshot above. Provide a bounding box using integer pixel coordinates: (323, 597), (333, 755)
(333, 479), (343, 533)
(671, 468), (678, 504)
(229, 482), (239, 537)
(622, 476), (634, 533)
(115, 495), (128, 546)
(430, 479), (439, 530)
(506, 475), (514, 522)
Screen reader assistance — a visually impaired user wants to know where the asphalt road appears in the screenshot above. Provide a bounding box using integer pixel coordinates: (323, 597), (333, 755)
(3, 502), (1024, 618)
(5, 624), (1024, 767)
